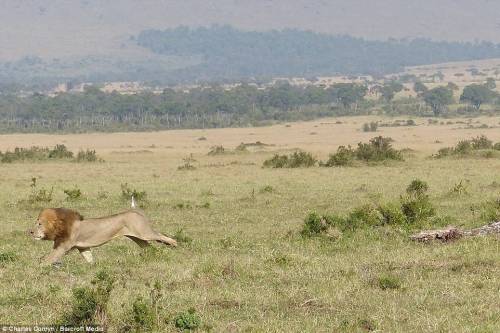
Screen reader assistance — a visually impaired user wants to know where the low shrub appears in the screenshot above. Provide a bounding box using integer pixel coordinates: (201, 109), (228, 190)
(48, 144), (74, 159)
(173, 308), (201, 331)
(323, 146), (356, 167)
(400, 179), (435, 224)
(434, 135), (499, 158)
(178, 154), (196, 170)
(64, 187), (82, 201)
(471, 135), (493, 150)
(263, 151), (317, 168)
(27, 177), (53, 204)
(356, 136), (402, 162)
(208, 145), (225, 156)
(0, 144), (102, 163)
(362, 122), (378, 132)
(480, 198), (500, 222)
(130, 297), (155, 332)
(301, 212), (330, 236)
(377, 275), (401, 290)
(121, 183), (147, 202)
(378, 203), (407, 226)
(259, 185), (274, 193)
(61, 270), (114, 325)
(302, 180), (436, 235)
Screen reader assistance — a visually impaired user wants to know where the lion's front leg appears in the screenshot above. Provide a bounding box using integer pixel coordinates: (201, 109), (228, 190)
(42, 244), (71, 266)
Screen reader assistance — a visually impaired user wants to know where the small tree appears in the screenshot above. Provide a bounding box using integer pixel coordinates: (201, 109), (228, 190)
(381, 81), (404, 102)
(413, 81), (428, 95)
(485, 77), (496, 90)
(460, 84), (496, 110)
(422, 87), (454, 116)
(329, 83), (367, 109)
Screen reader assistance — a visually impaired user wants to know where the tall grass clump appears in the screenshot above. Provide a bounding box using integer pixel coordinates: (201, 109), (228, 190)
(76, 149), (101, 162)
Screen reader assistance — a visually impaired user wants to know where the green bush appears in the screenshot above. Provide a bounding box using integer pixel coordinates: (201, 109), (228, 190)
(263, 151), (316, 168)
(434, 136), (498, 158)
(174, 308), (201, 331)
(301, 212), (329, 236)
(0, 251), (17, 264)
(341, 204), (384, 231)
(471, 135), (493, 150)
(302, 180), (437, 235)
(377, 275), (401, 290)
(131, 297), (155, 331)
(61, 271), (114, 325)
(27, 177), (53, 203)
(377, 203), (407, 225)
(406, 179), (429, 196)
(121, 183), (147, 202)
(64, 187), (82, 201)
(48, 144), (74, 159)
(400, 179), (435, 224)
(480, 199), (500, 222)
(0, 145), (102, 163)
(323, 146), (356, 166)
(356, 136), (402, 162)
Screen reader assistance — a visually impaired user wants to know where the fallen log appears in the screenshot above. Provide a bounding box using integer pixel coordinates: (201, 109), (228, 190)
(410, 221), (500, 242)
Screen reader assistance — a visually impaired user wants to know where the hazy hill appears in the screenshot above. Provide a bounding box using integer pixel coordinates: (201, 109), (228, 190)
(3, 1), (500, 85)
(2, 0), (500, 61)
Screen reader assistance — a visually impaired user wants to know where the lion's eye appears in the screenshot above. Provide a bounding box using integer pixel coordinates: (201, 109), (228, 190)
(38, 223), (42, 226)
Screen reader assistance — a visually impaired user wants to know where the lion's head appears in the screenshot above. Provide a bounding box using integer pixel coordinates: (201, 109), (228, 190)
(30, 208), (83, 242)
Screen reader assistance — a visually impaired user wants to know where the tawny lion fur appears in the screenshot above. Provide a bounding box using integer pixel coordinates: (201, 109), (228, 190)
(30, 208), (177, 265)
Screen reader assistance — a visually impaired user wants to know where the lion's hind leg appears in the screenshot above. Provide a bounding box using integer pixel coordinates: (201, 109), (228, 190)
(126, 235), (151, 248)
(154, 233), (177, 247)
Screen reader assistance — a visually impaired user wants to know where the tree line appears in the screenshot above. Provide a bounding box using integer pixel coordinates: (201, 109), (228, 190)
(0, 80), (498, 133)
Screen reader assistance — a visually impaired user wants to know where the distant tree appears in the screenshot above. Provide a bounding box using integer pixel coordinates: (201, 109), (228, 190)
(329, 83), (367, 108)
(447, 82), (459, 91)
(432, 71), (445, 82)
(381, 81), (404, 102)
(494, 69), (500, 79)
(460, 84), (496, 110)
(423, 87), (454, 116)
(485, 77), (496, 90)
(413, 81), (428, 95)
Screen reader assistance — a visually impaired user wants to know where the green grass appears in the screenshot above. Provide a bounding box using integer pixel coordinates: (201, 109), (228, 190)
(0, 135), (499, 332)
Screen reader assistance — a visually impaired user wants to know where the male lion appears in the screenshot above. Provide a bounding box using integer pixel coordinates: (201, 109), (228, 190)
(29, 207), (177, 265)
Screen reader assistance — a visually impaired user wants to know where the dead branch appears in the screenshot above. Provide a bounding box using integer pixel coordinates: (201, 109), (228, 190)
(411, 221), (500, 242)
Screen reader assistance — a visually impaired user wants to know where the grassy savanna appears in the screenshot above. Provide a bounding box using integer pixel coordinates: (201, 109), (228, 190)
(0, 115), (499, 332)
